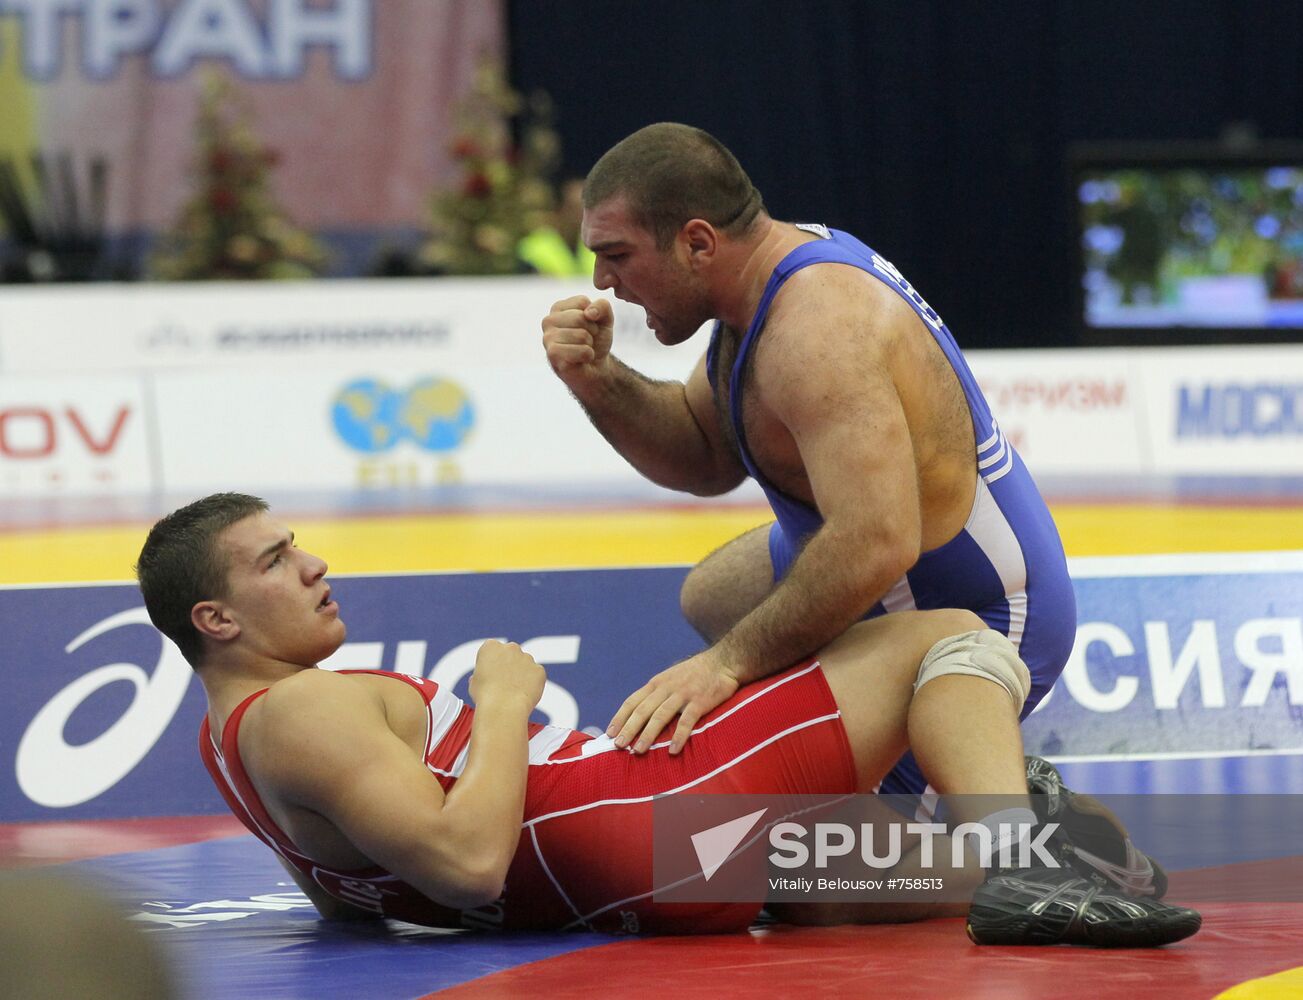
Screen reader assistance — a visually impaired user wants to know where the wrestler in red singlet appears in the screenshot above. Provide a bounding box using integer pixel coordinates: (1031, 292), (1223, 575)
(201, 659), (854, 934)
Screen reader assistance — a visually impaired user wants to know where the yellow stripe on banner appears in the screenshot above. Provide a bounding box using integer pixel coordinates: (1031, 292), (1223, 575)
(1, 502), (1301, 586)
(299, 509), (774, 576)
(1213, 966), (1303, 1000)
(1051, 504), (1303, 556)
(0, 509), (777, 585)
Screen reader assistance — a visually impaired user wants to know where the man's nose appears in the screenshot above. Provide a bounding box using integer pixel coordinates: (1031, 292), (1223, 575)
(593, 262), (616, 291)
(302, 551), (327, 581)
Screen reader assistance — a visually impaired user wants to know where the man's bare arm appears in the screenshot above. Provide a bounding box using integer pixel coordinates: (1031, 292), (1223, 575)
(717, 280), (923, 680)
(543, 295), (745, 495)
(611, 273), (927, 751)
(255, 641), (545, 910)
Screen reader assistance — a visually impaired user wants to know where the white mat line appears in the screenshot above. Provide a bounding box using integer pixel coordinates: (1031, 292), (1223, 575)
(1049, 747), (1303, 764)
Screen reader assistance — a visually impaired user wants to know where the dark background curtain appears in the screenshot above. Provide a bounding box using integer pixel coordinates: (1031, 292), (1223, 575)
(508, 1), (1303, 348)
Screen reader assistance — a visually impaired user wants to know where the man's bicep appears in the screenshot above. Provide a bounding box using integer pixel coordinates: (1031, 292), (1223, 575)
(262, 692), (453, 886)
(304, 726), (447, 866)
(804, 376), (921, 549)
(757, 316), (922, 551)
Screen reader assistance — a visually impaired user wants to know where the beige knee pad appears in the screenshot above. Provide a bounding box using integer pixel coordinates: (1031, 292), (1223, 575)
(914, 629), (1031, 712)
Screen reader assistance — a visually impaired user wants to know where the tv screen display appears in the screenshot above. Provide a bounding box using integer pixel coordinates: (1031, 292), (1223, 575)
(1075, 148), (1303, 338)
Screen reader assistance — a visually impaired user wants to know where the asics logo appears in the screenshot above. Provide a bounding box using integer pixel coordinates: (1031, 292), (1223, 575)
(16, 608), (191, 808)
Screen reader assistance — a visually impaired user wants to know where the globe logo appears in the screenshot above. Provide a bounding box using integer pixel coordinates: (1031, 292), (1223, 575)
(332, 377), (475, 454)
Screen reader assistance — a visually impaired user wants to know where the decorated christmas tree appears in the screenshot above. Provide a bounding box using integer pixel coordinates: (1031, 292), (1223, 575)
(420, 59), (562, 275)
(152, 75), (326, 280)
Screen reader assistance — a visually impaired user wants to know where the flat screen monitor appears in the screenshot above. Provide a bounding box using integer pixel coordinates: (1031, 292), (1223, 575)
(1073, 144), (1303, 343)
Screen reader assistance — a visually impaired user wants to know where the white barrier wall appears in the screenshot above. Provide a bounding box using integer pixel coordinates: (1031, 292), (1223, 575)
(0, 277), (701, 500)
(2, 277), (1302, 500)
(971, 352), (1146, 475)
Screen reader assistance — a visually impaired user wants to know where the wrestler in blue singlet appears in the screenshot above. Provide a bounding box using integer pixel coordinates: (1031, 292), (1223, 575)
(706, 225), (1077, 797)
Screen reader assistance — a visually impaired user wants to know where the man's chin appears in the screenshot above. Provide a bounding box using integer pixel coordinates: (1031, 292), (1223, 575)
(654, 324), (696, 346)
(313, 622), (348, 663)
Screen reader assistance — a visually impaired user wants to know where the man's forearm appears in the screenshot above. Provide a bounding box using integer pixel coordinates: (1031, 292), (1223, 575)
(568, 357), (736, 496)
(717, 526), (911, 684)
(438, 697), (533, 886)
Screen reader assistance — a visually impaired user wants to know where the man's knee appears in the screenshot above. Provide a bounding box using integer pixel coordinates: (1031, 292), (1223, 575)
(914, 624), (1031, 713)
(679, 558), (741, 641)
(678, 524), (776, 642)
(678, 561), (713, 632)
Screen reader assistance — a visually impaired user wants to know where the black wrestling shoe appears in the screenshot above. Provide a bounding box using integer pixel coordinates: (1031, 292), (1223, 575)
(1025, 756), (1168, 899)
(966, 865), (1202, 947)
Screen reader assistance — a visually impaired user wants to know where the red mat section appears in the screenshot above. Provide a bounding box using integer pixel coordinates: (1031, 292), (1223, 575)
(430, 905), (1303, 1000)
(1167, 857), (1303, 902)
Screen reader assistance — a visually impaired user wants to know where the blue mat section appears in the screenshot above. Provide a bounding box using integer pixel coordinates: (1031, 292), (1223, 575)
(1055, 751), (1303, 796)
(1050, 755), (1303, 877)
(62, 836), (615, 1000)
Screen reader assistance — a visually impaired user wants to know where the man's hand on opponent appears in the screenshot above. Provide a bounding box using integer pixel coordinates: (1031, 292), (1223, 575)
(607, 649), (740, 755)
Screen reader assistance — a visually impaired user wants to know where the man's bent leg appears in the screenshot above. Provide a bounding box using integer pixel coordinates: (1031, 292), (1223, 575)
(909, 677), (1027, 796)
(775, 616), (1199, 943)
(816, 612), (1029, 799)
(819, 619), (1038, 906)
(679, 522), (776, 642)
(901, 635), (1200, 945)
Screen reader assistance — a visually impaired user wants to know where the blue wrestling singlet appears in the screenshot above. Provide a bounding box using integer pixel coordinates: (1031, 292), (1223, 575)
(706, 225), (1077, 796)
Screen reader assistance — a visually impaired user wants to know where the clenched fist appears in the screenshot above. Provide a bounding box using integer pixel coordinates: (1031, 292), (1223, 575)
(470, 640), (546, 714)
(542, 295), (614, 386)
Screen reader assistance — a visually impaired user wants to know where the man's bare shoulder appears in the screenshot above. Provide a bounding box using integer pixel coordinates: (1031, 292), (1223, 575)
(760, 262), (915, 364)
(243, 670), (386, 783)
(258, 668), (367, 717)
(773, 260), (907, 320)
(752, 263), (911, 393)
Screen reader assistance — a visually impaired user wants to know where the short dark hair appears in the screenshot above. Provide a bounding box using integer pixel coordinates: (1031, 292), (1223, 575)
(584, 123), (765, 250)
(135, 493), (268, 668)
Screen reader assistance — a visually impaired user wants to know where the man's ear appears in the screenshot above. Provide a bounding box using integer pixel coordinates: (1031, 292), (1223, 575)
(680, 219), (718, 267)
(192, 601), (240, 644)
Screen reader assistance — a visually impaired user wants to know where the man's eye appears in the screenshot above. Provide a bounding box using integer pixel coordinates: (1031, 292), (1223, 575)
(269, 553), (282, 567)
